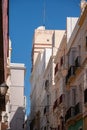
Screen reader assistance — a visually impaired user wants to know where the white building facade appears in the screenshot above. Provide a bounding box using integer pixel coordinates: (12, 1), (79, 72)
(30, 26), (65, 130)
(9, 63), (26, 130)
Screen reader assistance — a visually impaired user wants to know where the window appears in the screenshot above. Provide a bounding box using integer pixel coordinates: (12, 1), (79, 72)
(84, 89), (87, 103)
(86, 36), (87, 51)
(79, 84), (83, 102)
(72, 88), (76, 106)
(47, 95), (49, 105)
(45, 80), (49, 88)
(55, 63), (58, 75)
(84, 69), (87, 89)
(78, 45), (81, 56)
(58, 125), (60, 130)
(59, 94), (64, 104)
(66, 90), (70, 108)
(60, 56), (63, 66)
(68, 47), (77, 67)
(86, 69), (87, 80)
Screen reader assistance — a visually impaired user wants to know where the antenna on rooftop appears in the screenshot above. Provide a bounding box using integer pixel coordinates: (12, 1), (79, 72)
(43, 0), (46, 27)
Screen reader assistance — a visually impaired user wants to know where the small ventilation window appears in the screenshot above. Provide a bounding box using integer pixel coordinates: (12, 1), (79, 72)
(47, 39), (49, 42)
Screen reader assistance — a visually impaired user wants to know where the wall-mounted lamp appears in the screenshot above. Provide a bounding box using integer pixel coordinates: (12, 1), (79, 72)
(3, 113), (8, 122)
(0, 82), (8, 96)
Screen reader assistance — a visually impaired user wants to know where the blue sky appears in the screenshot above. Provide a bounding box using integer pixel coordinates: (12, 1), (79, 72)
(9, 0), (81, 115)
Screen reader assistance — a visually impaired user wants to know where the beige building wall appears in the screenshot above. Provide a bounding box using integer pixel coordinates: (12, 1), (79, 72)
(67, 17), (78, 43)
(53, 32), (67, 129)
(9, 63), (26, 130)
(65, 4), (87, 130)
(30, 4), (87, 130)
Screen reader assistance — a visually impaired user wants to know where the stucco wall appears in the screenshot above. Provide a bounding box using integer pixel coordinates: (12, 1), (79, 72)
(9, 63), (25, 130)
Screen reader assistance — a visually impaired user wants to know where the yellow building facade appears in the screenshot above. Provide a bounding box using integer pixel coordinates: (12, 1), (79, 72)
(65, 4), (87, 130)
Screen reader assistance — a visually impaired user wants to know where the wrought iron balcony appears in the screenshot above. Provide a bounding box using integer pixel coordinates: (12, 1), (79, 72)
(65, 107), (75, 122)
(75, 102), (82, 115)
(65, 102), (82, 122)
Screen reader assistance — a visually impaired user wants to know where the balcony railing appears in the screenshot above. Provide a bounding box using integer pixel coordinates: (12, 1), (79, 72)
(65, 102), (82, 122)
(66, 66), (75, 84)
(84, 89), (87, 103)
(65, 106), (75, 122)
(75, 102), (82, 115)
